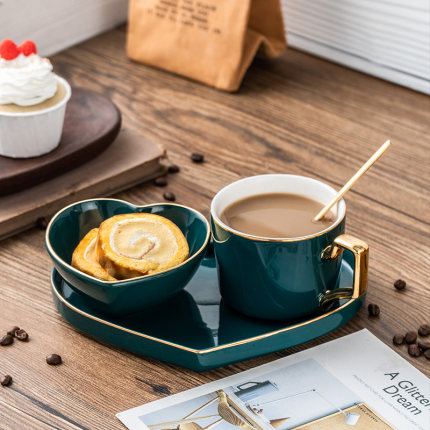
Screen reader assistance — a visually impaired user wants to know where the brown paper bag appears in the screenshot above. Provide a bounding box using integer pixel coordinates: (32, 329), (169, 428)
(127, 0), (287, 91)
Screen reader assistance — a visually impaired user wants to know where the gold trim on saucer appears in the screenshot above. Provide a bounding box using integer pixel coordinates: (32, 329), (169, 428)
(46, 198), (211, 285)
(51, 270), (364, 355)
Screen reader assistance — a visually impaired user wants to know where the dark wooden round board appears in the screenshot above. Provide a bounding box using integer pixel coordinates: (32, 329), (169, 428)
(0, 87), (121, 196)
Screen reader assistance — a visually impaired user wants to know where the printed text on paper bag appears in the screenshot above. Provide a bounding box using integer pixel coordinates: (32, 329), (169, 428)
(146, 0), (221, 34)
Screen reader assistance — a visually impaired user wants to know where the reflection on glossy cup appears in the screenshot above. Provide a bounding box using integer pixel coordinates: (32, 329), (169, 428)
(211, 174), (368, 320)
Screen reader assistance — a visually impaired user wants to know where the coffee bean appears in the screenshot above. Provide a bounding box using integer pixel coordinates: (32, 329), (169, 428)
(424, 349), (430, 360)
(418, 324), (430, 337)
(163, 191), (176, 202)
(417, 340), (430, 351)
(408, 344), (422, 357)
(6, 326), (19, 337)
(393, 279), (406, 290)
(36, 216), (49, 229)
(0, 334), (13, 346)
(1, 375), (12, 387)
(153, 177), (167, 187)
(168, 165), (180, 174)
(46, 354), (62, 365)
(191, 153), (204, 163)
(393, 334), (404, 345)
(367, 303), (380, 317)
(405, 331), (418, 344)
(14, 329), (28, 341)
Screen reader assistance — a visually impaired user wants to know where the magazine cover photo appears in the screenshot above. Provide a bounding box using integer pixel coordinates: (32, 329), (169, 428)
(138, 358), (394, 430)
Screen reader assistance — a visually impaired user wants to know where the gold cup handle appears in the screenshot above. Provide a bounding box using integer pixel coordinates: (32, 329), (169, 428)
(319, 234), (369, 309)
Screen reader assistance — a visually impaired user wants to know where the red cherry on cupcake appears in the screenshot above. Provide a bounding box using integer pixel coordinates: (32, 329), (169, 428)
(0, 39), (20, 60)
(19, 40), (37, 56)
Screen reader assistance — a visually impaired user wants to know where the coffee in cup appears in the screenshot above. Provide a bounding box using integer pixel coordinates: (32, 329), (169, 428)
(220, 193), (335, 239)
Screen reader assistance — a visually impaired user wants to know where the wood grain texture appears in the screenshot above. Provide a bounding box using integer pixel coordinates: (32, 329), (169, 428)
(0, 88), (121, 196)
(0, 25), (429, 429)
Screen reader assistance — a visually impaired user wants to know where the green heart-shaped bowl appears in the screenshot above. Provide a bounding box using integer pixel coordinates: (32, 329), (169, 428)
(45, 199), (210, 315)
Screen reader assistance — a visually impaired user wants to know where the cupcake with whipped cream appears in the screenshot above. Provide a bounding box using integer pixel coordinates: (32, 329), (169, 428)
(0, 39), (71, 158)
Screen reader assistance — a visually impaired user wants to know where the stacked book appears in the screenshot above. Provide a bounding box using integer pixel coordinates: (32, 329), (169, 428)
(282, 0), (430, 94)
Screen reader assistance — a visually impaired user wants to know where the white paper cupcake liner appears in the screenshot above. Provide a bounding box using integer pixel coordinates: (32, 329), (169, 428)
(0, 75), (71, 158)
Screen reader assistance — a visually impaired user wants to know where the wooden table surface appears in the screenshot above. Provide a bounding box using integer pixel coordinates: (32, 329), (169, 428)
(1, 26), (429, 429)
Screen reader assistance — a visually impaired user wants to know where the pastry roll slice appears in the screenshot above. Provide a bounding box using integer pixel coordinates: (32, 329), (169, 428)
(97, 213), (189, 279)
(72, 228), (117, 281)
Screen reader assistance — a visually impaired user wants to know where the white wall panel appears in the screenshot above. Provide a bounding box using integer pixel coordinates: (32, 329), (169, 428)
(282, 0), (430, 94)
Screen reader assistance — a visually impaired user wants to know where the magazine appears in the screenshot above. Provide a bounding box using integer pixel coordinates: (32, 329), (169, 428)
(117, 329), (429, 430)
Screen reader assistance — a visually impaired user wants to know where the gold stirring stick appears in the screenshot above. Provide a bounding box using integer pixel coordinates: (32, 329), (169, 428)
(313, 139), (392, 222)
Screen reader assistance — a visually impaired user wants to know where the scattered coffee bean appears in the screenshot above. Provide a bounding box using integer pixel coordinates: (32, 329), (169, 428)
(168, 165), (180, 174)
(0, 334), (13, 346)
(367, 303), (380, 317)
(191, 153), (204, 163)
(405, 331), (418, 344)
(408, 344), (422, 357)
(14, 329), (28, 341)
(46, 354), (62, 366)
(36, 216), (49, 229)
(424, 349), (430, 360)
(418, 323), (430, 337)
(163, 191), (176, 202)
(153, 177), (167, 187)
(6, 326), (19, 337)
(417, 340), (430, 351)
(393, 279), (406, 290)
(1, 375), (12, 387)
(393, 334), (404, 345)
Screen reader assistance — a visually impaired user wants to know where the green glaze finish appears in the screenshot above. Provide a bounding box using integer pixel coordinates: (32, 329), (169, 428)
(46, 199), (210, 315)
(51, 251), (364, 371)
(212, 217), (346, 320)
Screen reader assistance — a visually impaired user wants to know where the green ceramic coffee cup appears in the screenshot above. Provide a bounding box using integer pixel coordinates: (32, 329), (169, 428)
(46, 199), (210, 315)
(211, 174), (368, 320)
